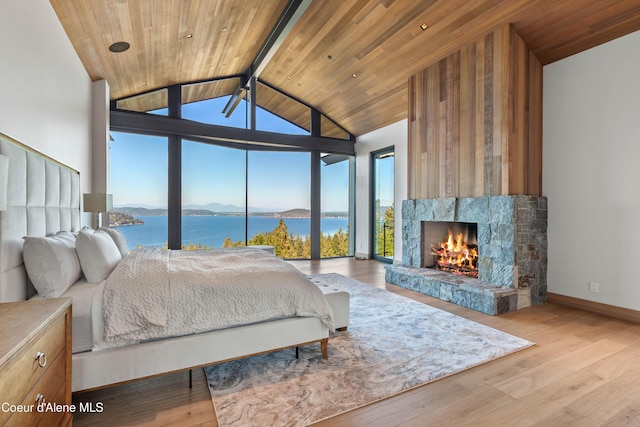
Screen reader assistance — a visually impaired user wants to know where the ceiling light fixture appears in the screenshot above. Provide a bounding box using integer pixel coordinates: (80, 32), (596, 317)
(186, 34), (193, 38)
(420, 23), (428, 30)
(108, 41), (130, 53)
(352, 73), (357, 78)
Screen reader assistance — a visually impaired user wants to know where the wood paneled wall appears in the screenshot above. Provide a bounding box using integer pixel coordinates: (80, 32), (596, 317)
(408, 24), (542, 199)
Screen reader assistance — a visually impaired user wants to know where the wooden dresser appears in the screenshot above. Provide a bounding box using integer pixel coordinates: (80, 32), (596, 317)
(0, 298), (72, 427)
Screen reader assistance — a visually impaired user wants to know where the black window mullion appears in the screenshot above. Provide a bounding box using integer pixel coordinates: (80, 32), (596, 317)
(167, 85), (182, 250)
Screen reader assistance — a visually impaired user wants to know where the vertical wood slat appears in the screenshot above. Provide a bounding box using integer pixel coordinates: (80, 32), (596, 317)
(407, 75), (417, 198)
(529, 50), (543, 195)
(427, 65), (438, 198)
(509, 27), (524, 195)
(484, 31), (495, 196)
(475, 37), (485, 198)
(459, 45), (471, 197)
(494, 25), (506, 196)
(407, 24), (542, 200)
(450, 53), (461, 198)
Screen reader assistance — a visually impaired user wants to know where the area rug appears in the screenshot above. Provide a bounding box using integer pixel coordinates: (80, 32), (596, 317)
(205, 273), (534, 427)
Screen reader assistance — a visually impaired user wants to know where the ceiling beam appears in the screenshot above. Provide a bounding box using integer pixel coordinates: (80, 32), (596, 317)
(249, 0), (313, 81)
(110, 110), (355, 155)
(221, 0), (312, 121)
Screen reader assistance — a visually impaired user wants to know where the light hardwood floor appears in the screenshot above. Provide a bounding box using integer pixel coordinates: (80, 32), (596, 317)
(72, 258), (640, 426)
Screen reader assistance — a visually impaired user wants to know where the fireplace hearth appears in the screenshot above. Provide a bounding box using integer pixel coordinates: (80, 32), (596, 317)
(385, 196), (547, 315)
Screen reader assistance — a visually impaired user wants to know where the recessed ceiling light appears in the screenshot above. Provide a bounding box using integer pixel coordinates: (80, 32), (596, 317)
(108, 41), (130, 53)
(221, 27), (228, 32)
(352, 73), (357, 78)
(186, 34), (193, 38)
(420, 23), (428, 30)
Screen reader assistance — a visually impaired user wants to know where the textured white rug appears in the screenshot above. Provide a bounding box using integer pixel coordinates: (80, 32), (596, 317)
(205, 273), (533, 427)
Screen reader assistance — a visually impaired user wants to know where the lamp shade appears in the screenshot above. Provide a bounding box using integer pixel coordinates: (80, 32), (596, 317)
(83, 193), (113, 213)
(0, 154), (9, 211)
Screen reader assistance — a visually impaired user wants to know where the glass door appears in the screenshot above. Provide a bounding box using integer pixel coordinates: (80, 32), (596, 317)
(372, 147), (394, 262)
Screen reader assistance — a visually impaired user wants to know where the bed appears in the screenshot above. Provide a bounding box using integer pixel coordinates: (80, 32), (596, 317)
(0, 133), (340, 392)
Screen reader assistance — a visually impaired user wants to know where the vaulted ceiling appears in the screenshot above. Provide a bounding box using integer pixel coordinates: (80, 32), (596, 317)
(50, 0), (640, 137)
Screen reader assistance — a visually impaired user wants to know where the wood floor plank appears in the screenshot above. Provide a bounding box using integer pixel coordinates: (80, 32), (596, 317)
(470, 369), (609, 426)
(532, 365), (640, 427)
(72, 258), (640, 427)
(493, 339), (629, 399)
(452, 334), (589, 391)
(396, 384), (513, 427)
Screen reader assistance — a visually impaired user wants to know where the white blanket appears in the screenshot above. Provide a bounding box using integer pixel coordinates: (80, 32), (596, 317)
(102, 247), (335, 342)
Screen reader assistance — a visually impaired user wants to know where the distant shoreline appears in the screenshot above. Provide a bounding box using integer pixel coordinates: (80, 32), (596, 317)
(113, 207), (348, 219)
(114, 215), (350, 250)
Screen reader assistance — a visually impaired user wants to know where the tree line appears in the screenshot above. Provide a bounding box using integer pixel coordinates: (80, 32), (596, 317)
(181, 218), (349, 258)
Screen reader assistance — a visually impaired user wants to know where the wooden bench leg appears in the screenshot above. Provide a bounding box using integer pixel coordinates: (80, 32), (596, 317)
(321, 338), (328, 360)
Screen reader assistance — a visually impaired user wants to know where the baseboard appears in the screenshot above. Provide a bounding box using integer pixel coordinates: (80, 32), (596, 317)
(547, 292), (640, 324)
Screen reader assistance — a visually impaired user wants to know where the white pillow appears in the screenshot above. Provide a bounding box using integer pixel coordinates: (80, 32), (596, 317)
(76, 228), (123, 283)
(99, 227), (129, 257)
(23, 231), (83, 298)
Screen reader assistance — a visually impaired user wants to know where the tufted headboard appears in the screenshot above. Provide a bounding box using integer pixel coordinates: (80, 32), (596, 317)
(0, 132), (81, 302)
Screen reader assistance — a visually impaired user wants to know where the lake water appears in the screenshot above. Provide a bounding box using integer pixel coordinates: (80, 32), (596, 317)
(116, 215), (349, 250)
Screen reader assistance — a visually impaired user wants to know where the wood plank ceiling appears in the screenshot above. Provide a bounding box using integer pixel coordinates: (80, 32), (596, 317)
(50, 0), (640, 137)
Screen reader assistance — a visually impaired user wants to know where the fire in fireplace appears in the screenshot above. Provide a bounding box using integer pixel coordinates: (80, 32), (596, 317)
(421, 221), (479, 278)
(430, 229), (478, 277)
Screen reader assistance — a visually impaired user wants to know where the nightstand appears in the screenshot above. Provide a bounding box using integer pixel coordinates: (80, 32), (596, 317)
(0, 298), (72, 426)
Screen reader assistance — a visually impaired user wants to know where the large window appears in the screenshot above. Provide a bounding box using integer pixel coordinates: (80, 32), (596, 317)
(109, 132), (168, 251)
(182, 141), (247, 249)
(372, 147), (394, 262)
(321, 154), (352, 257)
(111, 83), (354, 259)
(247, 151), (311, 259)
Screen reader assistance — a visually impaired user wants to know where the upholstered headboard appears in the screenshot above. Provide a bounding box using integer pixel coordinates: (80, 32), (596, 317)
(0, 132), (81, 302)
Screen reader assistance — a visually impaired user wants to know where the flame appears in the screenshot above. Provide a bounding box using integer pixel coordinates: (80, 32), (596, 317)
(431, 229), (478, 277)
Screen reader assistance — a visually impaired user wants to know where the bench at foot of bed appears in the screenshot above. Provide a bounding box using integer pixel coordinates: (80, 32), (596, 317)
(73, 316), (329, 392)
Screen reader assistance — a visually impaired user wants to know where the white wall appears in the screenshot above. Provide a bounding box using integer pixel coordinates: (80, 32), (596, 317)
(355, 119), (408, 262)
(0, 0), (92, 201)
(543, 30), (640, 310)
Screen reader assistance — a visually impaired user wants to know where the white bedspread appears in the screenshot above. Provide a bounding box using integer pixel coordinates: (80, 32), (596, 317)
(102, 247), (334, 342)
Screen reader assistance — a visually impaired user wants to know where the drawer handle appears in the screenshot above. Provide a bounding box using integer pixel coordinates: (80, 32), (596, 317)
(35, 351), (47, 368)
(35, 393), (45, 405)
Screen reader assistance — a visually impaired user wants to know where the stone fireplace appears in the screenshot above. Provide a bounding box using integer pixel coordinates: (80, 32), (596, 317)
(385, 196), (547, 315)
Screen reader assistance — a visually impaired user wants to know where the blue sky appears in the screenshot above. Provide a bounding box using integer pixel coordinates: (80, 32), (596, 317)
(110, 96), (350, 212)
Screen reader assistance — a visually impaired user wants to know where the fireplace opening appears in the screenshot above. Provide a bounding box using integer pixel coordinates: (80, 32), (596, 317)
(421, 221), (478, 278)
